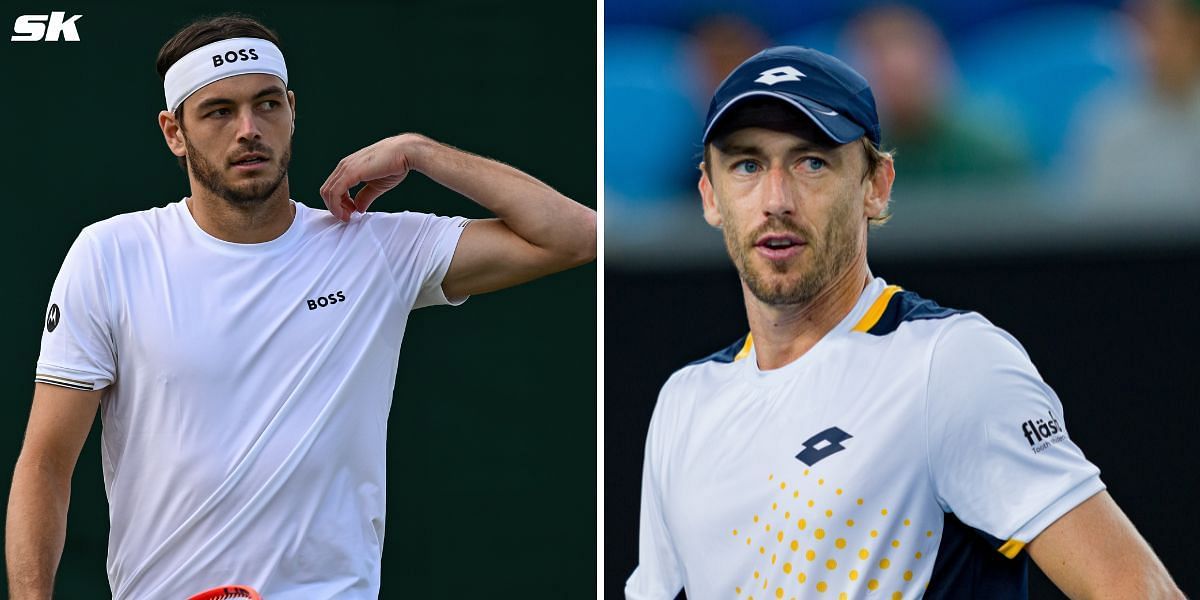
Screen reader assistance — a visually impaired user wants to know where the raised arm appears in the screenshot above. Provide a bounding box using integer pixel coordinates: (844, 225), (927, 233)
(319, 133), (596, 298)
(1028, 491), (1183, 599)
(6, 383), (101, 600)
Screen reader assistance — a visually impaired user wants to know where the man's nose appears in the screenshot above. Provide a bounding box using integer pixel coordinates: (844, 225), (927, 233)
(235, 108), (263, 142)
(761, 167), (797, 217)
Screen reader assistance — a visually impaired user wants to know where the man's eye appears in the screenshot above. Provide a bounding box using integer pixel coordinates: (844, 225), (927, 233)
(734, 161), (760, 174)
(803, 157), (826, 171)
(207, 108), (231, 118)
(261, 100), (278, 110)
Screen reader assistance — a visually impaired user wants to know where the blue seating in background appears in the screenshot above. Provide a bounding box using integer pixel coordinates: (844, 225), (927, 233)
(953, 4), (1138, 165)
(605, 27), (704, 202)
(775, 18), (845, 58)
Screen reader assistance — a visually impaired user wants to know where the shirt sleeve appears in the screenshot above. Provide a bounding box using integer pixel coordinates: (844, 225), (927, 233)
(35, 229), (117, 391)
(926, 314), (1105, 556)
(625, 382), (686, 600)
(364, 211), (470, 309)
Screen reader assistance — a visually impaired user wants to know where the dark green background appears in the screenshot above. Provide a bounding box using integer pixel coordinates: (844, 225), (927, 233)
(0, 1), (596, 597)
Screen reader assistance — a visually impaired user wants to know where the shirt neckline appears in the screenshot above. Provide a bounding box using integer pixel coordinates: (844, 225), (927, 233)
(176, 197), (304, 255)
(739, 277), (890, 383)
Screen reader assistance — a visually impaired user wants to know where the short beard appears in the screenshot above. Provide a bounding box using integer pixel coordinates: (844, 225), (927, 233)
(723, 197), (859, 306)
(185, 137), (291, 206)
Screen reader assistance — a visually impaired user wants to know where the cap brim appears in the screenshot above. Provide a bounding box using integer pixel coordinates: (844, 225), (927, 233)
(703, 90), (866, 145)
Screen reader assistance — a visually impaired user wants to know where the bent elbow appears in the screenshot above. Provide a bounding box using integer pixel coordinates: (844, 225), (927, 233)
(566, 206), (597, 266)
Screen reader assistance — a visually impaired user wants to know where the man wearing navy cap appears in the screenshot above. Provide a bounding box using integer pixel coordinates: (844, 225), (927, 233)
(626, 46), (1180, 599)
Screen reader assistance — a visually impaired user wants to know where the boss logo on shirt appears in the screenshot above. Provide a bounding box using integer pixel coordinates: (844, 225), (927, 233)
(795, 426), (852, 466)
(306, 291), (346, 311)
(45, 303), (60, 332)
(1021, 410), (1066, 454)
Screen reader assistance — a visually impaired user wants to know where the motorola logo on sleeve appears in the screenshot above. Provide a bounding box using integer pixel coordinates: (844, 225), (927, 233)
(45, 303), (60, 332)
(1021, 410), (1066, 454)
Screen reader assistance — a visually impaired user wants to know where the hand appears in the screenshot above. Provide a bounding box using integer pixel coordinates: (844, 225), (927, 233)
(319, 134), (425, 221)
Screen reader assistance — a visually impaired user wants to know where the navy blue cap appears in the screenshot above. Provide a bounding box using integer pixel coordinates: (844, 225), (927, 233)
(703, 46), (881, 147)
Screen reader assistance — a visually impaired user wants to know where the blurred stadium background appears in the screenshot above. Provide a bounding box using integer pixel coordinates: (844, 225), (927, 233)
(605, 0), (1198, 597)
(0, 1), (594, 597)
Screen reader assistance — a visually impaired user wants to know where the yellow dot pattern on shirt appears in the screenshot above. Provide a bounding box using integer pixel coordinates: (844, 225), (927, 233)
(734, 472), (931, 599)
(892, 593), (903, 600)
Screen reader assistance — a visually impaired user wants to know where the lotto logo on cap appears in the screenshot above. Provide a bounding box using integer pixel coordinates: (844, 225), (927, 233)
(702, 46), (881, 147)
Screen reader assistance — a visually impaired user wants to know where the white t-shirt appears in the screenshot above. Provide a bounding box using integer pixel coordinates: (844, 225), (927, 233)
(626, 277), (1103, 600)
(35, 199), (467, 599)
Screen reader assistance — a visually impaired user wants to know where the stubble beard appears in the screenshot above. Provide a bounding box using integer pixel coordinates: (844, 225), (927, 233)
(723, 195), (860, 306)
(186, 138), (292, 206)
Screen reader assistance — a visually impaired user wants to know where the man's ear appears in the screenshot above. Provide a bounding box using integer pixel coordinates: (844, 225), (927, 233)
(158, 110), (187, 158)
(699, 165), (723, 228)
(287, 90), (296, 134)
(864, 155), (895, 220)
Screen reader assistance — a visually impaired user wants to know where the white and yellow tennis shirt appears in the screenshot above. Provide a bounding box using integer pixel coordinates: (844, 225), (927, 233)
(626, 277), (1103, 600)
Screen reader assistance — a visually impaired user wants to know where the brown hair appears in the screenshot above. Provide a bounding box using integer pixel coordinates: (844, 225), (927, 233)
(156, 14), (282, 170)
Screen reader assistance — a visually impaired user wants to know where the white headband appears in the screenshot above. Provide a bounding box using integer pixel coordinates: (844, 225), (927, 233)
(163, 37), (288, 113)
